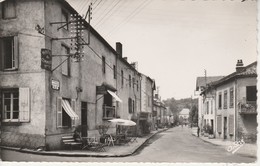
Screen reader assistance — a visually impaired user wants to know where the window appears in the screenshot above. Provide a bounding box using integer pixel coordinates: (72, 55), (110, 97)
(129, 75), (131, 87)
(102, 56), (106, 74)
(224, 90), (227, 109)
(133, 78), (135, 89)
(1, 88), (30, 122)
(132, 99), (135, 113)
(211, 100), (213, 114)
(137, 80), (139, 91)
(57, 98), (77, 128)
(61, 10), (69, 30)
(113, 65), (117, 79)
(61, 45), (70, 76)
(218, 92), (222, 109)
(206, 101), (209, 114)
(121, 70), (124, 88)
(246, 86), (257, 102)
(230, 88), (234, 108)
(2, 0), (16, 19)
(128, 98), (132, 113)
(0, 36), (18, 71)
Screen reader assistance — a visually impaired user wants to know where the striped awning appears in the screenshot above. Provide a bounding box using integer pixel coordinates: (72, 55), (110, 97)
(61, 99), (79, 119)
(107, 90), (122, 103)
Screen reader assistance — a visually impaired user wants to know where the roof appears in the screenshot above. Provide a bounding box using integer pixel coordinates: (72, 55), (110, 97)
(179, 108), (190, 115)
(212, 61), (257, 87)
(196, 76), (224, 91)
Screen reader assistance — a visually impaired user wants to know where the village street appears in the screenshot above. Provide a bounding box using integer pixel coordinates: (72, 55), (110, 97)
(1, 127), (256, 163)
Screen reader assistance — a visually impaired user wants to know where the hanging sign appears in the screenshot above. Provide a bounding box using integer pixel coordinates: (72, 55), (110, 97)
(41, 49), (52, 71)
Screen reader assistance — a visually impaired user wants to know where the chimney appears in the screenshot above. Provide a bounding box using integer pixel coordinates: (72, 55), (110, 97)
(116, 42), (122, 58)
(236, 59), (244, 72)
(130, 62), (136, 69)
(123, 57), (128, 61)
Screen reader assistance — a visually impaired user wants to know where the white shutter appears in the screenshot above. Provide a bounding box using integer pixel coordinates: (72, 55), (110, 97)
(71, 99), (76, 127)
(57, 97), (62, 128)
(13, 35), (19, 69)
(217, 116), (222, 133)
(19, 88), (30, 122)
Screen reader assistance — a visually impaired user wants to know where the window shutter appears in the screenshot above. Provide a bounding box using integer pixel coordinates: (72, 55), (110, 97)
(57, 97), (62, 128)
(217, 116), (222, 133)
(71, 99), (76, 127)
(228, 115), (234, 135)
(0, 38), (3, 70)
(19, 88), (30, 122)
(128, 98), (132, 113)
(13, 35), (19, 69)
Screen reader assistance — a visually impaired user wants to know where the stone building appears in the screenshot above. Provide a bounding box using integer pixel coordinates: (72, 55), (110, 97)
(0, 0), (145, 150)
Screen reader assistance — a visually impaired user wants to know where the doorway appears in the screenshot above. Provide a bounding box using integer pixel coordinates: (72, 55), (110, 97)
(81, 102), (88, 137)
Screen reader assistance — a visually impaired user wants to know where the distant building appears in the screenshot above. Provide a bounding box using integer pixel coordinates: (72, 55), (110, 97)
(179, 108), (190, 125)
(195, 76), (224, 130)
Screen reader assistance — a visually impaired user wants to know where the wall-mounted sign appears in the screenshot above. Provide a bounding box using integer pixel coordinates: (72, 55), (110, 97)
(51, 79), (60, 91)
(41, 49), (52, 71)
(96, 86), (107, 95)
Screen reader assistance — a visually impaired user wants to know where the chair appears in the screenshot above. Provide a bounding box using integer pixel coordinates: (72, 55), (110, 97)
(106, 134), (116, 146)
(82, 137), (106, 152)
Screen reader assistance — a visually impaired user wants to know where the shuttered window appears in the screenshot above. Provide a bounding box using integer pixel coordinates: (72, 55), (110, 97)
(57, 97), (62, 127)
(1, 88), (30, 122)
(228, 115), (234, 135)
(217, 116), (222, 133)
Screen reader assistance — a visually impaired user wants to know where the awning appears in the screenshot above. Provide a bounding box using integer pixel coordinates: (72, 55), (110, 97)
(107, 90), (122, 103)
(62, 100), (79, 119)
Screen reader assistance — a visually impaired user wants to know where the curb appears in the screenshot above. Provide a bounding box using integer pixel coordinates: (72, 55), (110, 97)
(0, 128), (168, 158)
(190, 130), (257, 159)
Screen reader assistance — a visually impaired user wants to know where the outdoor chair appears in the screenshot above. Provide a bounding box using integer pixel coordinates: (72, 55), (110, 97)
(81, 137), (106, 152)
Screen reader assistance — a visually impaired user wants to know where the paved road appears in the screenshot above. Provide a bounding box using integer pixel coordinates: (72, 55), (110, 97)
(1, 127), (256, 163)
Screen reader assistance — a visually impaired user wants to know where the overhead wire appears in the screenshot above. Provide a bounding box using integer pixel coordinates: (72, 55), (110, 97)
(94, 0), (122, 28)
(93, 0), (103, 10)
(78, 0), (90, 14)
(105, 0), (153, 36)
(92, 0), (118, 25)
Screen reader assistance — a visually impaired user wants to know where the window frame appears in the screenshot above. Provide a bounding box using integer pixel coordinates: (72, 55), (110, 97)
(2, 0), (16, 20)
(1, 89), (19, 122)
(102, 56), (106, 74)
(129, 75), (131, 88)
(218, 92), (222, 109)
(61, 44), (70, 76)
(61, 9), (69, 30)
(113, 65), (117, 79)
(229, 87), (234, 108)
(0, 36), (19, 71)
(121, 70), (124, 88)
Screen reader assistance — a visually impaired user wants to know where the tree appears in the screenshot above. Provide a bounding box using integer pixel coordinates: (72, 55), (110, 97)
(189, 105), (198, 125)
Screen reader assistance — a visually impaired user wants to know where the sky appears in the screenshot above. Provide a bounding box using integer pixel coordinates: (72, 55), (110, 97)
(67, 0), (257, 100)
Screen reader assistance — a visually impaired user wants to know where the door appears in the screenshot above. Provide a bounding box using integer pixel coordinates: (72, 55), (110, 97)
(211, 119), (214, 133)
(224, 117), (227, 139)
(81, 102), (88, 137)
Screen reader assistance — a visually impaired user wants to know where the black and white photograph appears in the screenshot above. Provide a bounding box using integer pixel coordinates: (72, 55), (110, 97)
(0, 0), (258, 165)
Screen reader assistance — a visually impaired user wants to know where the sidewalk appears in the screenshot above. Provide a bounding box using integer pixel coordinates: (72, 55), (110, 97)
(0, 128), (167, 157)
(190, 127), (257, 158)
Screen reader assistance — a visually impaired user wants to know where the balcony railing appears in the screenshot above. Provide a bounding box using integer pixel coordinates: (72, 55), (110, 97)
(238, 101), (257, 114)
(103, 105), (115, 120)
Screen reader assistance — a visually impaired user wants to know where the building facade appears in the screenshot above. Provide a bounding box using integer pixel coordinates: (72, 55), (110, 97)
(0, 0), (148, 150)
(200, 60), (257, 143)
